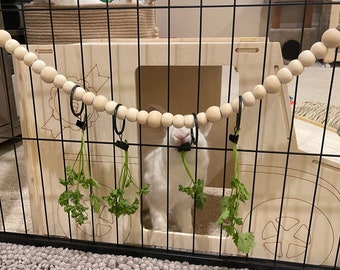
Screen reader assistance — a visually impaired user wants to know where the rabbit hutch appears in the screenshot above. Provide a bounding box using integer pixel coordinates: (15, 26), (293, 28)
(0, 0), (339, 269)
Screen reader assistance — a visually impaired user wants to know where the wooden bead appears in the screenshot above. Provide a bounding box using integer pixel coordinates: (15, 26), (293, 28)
(53, 74), (67, 89)
(92, 95), (108, 112)
(31, 60), (46, 74)
(62, 81), (76, 95)
(4, 39), (20, 54)
(206, 106), (221, 123)
(220, 103), (233, 118)
(287, 59), (304, 76)
(321, 28), (340, 48)
(23, 52), (38, 66)
(13, 46), (28, 61)
(310, 42), (328, 59)
(137, 110), (149, 125)
(82, 91), (96, 105)
(147, 110), (162, 128)
(116, 105), (128, 120)
(40, 66), (58, 83)
(197, 112), (208, 127)
(276, 67), (293, 84)
(0, 30), (11, 47)
(126, 107), (139, 122)
(263, 75), (282, 94)
(73, 87), (86, 101)
(184, 114), (195, 129)
(105, 100), (118, 115)
(242, 91), (256, 107)
(173, 114), (185, 128)
(252, 84), (267, 100)
(298, 50), (316, 67)
(161, 112), (173, 127)
(231, 97), (244, 113)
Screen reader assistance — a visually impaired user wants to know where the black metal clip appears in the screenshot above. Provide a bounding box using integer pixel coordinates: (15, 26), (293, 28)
(113, 104), (129, 151)
(229, 95), (242, 144)
(178, 113), (199, 152)
(70, 84), (86, 130)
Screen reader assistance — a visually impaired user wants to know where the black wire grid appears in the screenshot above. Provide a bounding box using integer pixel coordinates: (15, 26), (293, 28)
(0, 1), (339, 269)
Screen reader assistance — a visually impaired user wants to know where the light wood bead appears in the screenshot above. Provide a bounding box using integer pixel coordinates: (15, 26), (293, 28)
(310, 42), (328, 59)
(276, 67), (293, 84)
(147, 110), (162, 128)
(252, 84), (267, 100)
(161, 112), (173, 127)
(321, 28), (340, 48)
(73, 87), (86, 101)
(40, 66), (58, 83)
(184, 114), (195, 129)
(13, 46), (28, 61)
(206, 106), (222, 123)
(31, 60), (46, 74)
(298, 50), (316, 67)
(105, 100), (118, 115)
(126, 108), (139, 122)
(53, 74), (67, 89)
(263, 75), (282, 94)
(137, 110), (149, 125)
(82, 91), (96, 105)
(0, 30), (11, 47)
(116, 105), (128, 120)
(173, 114), (185, 128)
(287, 59), (304, 76)
(242, 91), (256, 107)
(197, 112), (208, 127)
(92, 95), (108, 112)
(23, 52), (38, 66)
(231, 97), (244, 113)
(62, 81), (76, 95)
(4, 39), (20, 54)
(220, 103), (233, 118)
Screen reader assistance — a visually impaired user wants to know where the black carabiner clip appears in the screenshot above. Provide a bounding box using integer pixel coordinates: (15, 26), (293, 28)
(229, 95), (242, 144)
(113, 104), (129, 151)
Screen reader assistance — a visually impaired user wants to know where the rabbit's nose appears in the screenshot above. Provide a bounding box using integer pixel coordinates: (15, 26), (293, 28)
(175, 132), (191, 143)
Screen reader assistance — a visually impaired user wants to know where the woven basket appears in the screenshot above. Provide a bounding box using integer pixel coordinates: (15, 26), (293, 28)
(23, 2), (158, 44)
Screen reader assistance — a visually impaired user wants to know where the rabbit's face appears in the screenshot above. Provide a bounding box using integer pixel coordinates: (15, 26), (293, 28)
(170, 127), (192, 146)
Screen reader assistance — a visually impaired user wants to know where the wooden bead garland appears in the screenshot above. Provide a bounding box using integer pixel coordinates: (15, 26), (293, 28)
(1, 27), (337, 129)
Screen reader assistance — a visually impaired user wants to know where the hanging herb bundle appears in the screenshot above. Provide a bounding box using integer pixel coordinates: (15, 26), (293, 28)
(103, 140), (150, 217)
(58, 117), (102, 225)
(178, 150), (207, 210)
(217, 101), (255, 254)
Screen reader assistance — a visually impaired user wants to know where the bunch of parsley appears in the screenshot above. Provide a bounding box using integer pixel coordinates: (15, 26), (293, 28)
(178, 151), (207, 209)
(217, 135), (255, 254)
(103, 141), (149, 217)
(58, 126), (102, 225)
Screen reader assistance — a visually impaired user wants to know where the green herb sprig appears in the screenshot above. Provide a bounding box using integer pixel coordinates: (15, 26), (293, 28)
(58, 124), (102, 225)
(217, 136), (255, 254)
(178, 151), (207, 209)
(103, 141), (149, 217)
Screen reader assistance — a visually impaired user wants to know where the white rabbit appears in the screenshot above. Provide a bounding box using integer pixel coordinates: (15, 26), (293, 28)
(143, 124), (211, 233)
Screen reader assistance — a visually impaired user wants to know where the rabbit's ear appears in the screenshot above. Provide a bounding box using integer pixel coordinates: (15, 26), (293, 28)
(199, 122), (212, 137)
